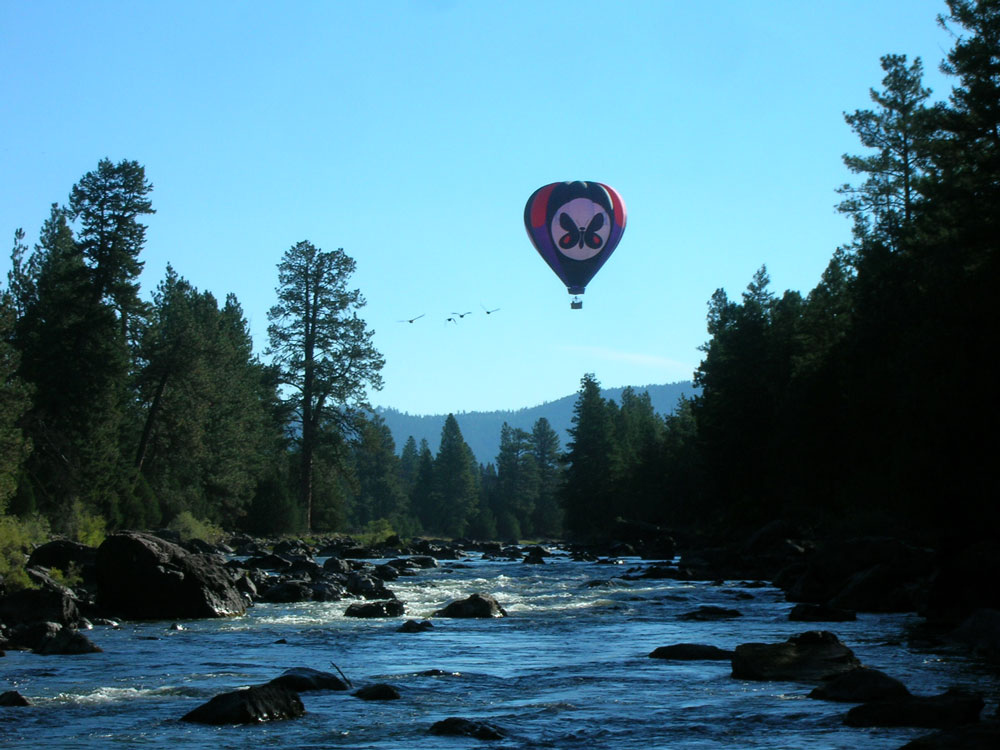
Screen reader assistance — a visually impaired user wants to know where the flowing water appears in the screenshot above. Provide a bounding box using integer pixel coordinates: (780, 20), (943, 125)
(2, 550), (997, 748)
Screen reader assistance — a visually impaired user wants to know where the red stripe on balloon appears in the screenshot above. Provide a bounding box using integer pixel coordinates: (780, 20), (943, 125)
(600, 183), (626, 226)
(530, 183), (556, 228)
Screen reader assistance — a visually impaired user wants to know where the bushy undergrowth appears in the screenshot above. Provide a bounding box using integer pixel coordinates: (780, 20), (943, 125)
(167, 511), (224, 544)
(352, 518), (397, 548)
(0, 514), (49, 591)
(64, 500), (107, 547)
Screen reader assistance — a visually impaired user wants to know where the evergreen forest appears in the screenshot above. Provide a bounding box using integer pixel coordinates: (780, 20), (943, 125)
(1, 1), (997, 559)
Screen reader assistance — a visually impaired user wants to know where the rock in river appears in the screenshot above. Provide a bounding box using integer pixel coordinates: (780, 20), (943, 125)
(0, 690), (31, 707)
(96, 532), (246, 620)
(434, 593), (507, 618)
(181, 683), (305, 724)
(649, 643), (734, 660)
(844, 688), (984, 728)
(344, 599), (405, 618)
(429, 717), (506, 739)
(354, 683), (401, 700)
(731, 630), (861, 682)
(268, 667), (348, 692)
(808, 666), (911, 702)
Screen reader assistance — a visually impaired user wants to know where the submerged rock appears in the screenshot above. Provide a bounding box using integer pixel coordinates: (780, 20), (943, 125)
(399, 619), (434, 633)
(679, 605), (742, 620)
(731, 631), (861, 682)
(429, 717), (505, 740)
(434, 593), (507, 618)
(808, 667), (910, 702)
(268, 667), (348, 692)
(181, 683), (304, 724)
(649, 643), (734, 660)
(353, 683), (401, 700)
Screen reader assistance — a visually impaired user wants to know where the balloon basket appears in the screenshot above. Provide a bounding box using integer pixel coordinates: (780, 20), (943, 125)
(570, 297), (583, 310)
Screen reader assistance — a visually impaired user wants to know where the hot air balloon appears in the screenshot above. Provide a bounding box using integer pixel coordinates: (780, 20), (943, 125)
(524, 181), (626, 309)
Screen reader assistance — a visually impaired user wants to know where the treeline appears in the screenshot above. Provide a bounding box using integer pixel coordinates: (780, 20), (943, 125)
(1, 0), (997, 549)
(622, 0), (999, 544)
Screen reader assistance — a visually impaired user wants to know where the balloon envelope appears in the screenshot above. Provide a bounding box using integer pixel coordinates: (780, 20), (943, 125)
(524, 181), (626, 300)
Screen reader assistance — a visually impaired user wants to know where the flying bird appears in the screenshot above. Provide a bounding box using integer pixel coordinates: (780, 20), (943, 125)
(481, 304), (500, 315)
(452, 311), (472, 318)
(398, 314), (425, 323)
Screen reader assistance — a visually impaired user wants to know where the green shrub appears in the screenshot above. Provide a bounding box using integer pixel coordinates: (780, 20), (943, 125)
(0, 514), (49, 591)
(48, 562), (84, 589)
(168, 511), (224, 544)
(354, 518), (396, 547)
(68, 500), (107, 547)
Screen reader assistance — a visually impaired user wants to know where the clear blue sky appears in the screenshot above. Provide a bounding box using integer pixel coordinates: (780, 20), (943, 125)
(1, 1), (955, 415)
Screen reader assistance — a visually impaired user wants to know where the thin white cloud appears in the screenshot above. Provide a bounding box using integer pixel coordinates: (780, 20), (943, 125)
(558, 345), (694, 374)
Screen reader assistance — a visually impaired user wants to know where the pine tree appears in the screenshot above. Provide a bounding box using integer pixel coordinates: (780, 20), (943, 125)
(837, 54), (934, 249)
(15, 204), (131, 526)
(0, 295), (31, 512)
(399, 435), (420, 494)
(432, 414), (478, 537)
(560, 374), (621, 537)
(349, 414), (407, 528)
(494, 423), (539, 538)
(529, 417), (562, 537)
(68, 158), (154, 344)
(266, 241), (384, 531)
(409, 438), (435, 533)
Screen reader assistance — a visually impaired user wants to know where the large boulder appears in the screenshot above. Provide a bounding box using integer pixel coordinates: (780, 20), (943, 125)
(844, 688), (984, 728)
(776, 537), (934, 607)
(731, 631), (861, 682)
(258, 580), (314, 603)
(181, 683), (305, 724)
(345, 571), (395, 600)
(950, 608), (1000, 662)
(96, 532), (246, 620)
(434, 593), (507, 618)
(28, 540), (97, 584)
(32, 624), (102, 655)
(0, 587), (80, 627)
(923, 541), (1000, 626)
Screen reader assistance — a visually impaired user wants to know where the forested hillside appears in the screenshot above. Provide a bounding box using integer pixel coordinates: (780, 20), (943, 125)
(376, 381), (698, 464)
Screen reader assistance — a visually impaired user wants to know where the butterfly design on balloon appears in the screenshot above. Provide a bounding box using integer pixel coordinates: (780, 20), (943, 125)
(524, 181), (626, 308)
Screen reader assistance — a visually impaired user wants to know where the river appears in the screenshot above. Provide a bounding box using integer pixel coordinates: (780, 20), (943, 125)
(2, 549), (997, 748)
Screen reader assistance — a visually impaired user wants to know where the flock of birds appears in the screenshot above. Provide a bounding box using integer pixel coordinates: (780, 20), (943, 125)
(399, 304), (500, 325)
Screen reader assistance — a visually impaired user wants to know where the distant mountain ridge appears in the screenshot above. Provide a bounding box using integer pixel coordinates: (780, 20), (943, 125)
(376, 381), (698, 464)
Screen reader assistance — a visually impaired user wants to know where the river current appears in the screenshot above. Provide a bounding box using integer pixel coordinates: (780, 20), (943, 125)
(2, 550), (997, 748)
